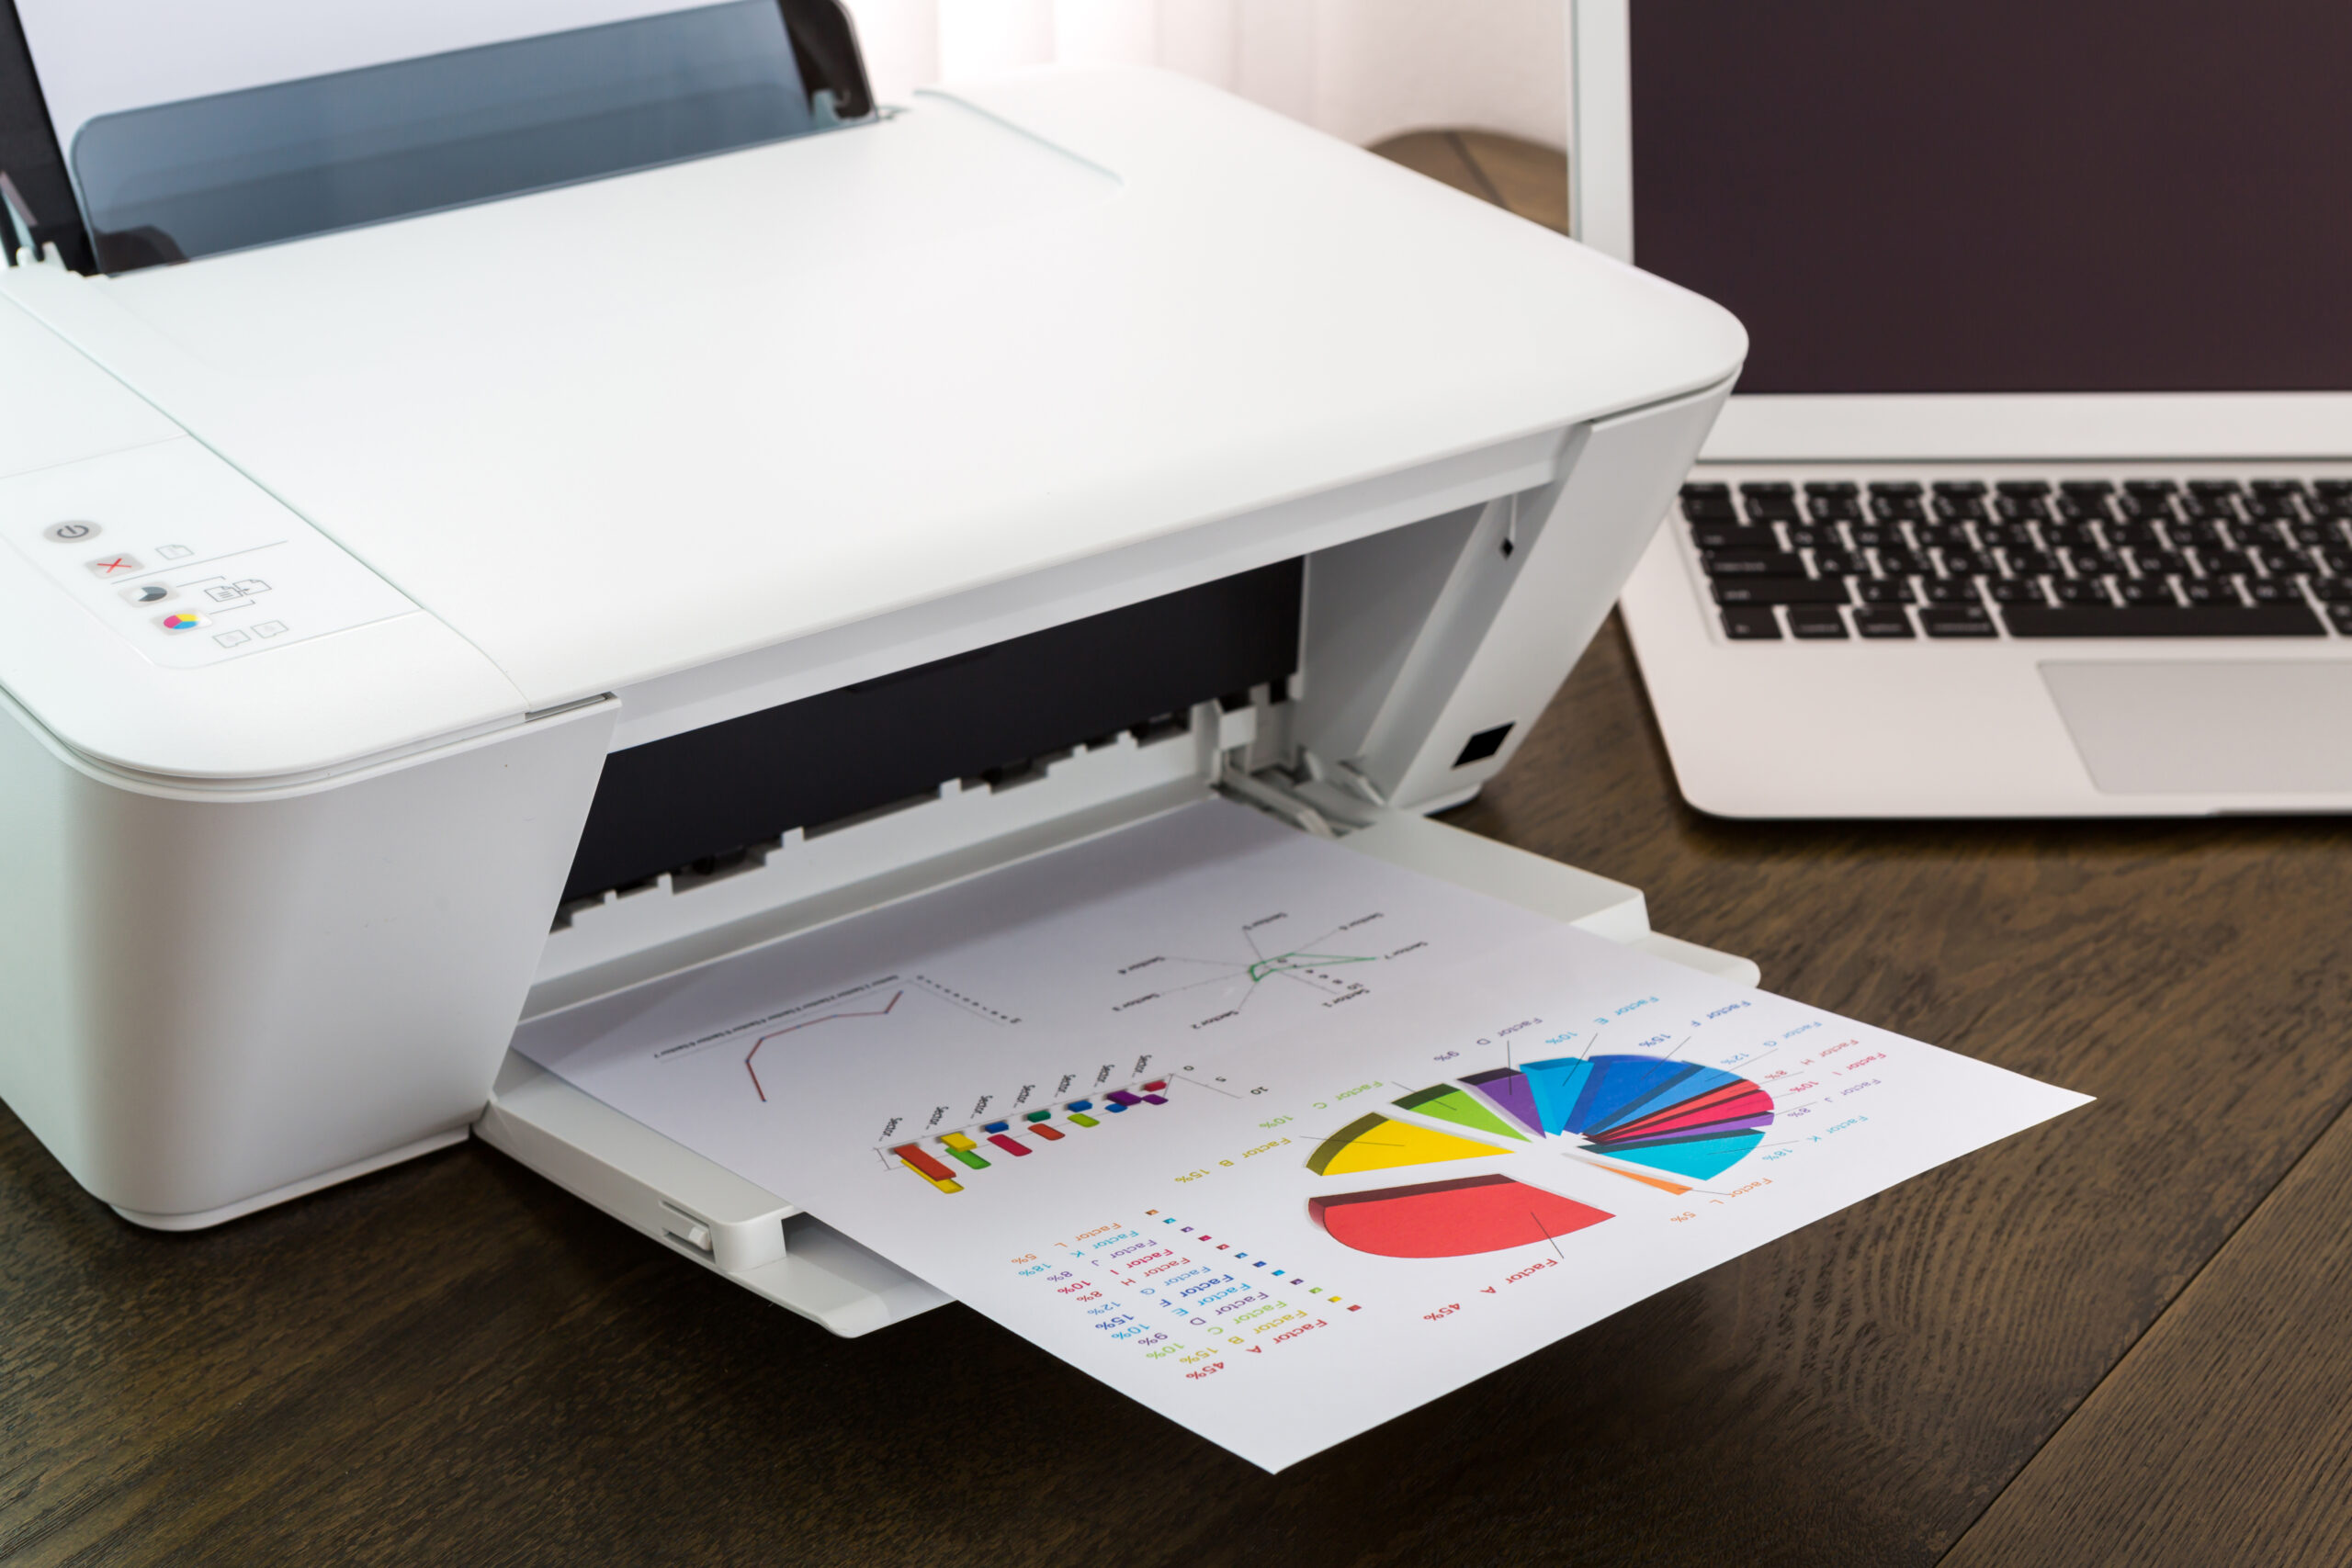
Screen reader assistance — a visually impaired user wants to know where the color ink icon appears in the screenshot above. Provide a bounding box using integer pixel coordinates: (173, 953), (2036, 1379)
(158, 611), (208, 632)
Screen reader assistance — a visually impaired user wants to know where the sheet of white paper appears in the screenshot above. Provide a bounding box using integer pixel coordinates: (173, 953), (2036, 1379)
(516, 800), (2088, 1471)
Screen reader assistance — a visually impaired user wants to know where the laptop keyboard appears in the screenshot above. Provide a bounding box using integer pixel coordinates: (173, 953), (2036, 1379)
(1680, 478), (2352, 641)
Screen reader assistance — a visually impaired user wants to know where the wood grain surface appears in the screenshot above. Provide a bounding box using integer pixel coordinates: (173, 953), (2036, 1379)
(6, 614), (2350, 1567)
(1942, 1086), (2352, 1567)
(6, 134), (2351, 1568)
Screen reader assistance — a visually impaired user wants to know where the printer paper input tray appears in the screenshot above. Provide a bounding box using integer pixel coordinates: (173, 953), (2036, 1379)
(474, 791), (1757, 1338)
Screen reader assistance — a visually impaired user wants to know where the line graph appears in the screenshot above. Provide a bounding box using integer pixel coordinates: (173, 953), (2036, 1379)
(745, 990), (903, 1101)
(1114, 910), (1411, 1024)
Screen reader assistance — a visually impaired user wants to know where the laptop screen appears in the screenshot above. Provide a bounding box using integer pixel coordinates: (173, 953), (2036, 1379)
(1628, 0), (2352, 395)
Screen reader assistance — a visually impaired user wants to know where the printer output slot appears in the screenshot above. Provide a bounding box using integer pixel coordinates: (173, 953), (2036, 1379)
(538, 564), (1304, 985)
(544, 717), (1242, 939)
(559, 559), (1303, 908)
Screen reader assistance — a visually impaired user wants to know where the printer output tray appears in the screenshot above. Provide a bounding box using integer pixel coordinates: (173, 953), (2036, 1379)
(475, 791), (1756, 1337)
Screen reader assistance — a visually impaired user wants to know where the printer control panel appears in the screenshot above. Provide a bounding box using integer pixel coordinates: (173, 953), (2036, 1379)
(0, 439), (418, 670)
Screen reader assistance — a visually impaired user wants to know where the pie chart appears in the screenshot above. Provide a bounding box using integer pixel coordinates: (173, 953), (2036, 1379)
(1302, 1054), (1773, 1259)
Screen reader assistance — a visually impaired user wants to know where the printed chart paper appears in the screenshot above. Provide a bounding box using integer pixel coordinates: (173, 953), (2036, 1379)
(516, 800), (2089, 1471)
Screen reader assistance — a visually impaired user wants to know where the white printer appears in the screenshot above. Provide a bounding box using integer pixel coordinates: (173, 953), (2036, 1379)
(0, 3), (1746, 1334)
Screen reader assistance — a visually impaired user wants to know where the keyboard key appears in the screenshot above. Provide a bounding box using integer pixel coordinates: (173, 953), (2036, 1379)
(2252, 546), (2310, 576)
(1786, 605), (1849, 638)
(1703, 550), (1807, 577)
(2195, 548), (2253, 578)
(2313, 578), (2352, 603)
(2001, 547), (2055, 576)
(1681, 484), (1736, 521)
(1849, 524), (1902, 549)
(2328, 604), (2352, 635)
(2044, 522), (2101, 551)
(2108, 520), (2164, 548)
(2183, 481), (2243, 521)
(1874, 548), (1926, 574)
(1870, 492), (1927, 522)
(2247, 579), (2301, 604)
(1919, 605), (1996, 637)
(1784, 525), (1838, 548)
(2183, 579), (2241, 605)
(1995, 493), (2051, 523)
(2060, 479), (2117, 497)
(1690, 520), (1766, 551)
(1995, 479), (2052, 497)
(1712, 577), (1849, 605)
(1998, 604), (2325, 637)
(1923, 579), (1978, 604)
(2171, 520), (2232, 548)
(1931, 479), (1988, 497)
(1937, 549), (1990, 575)
(2055, 579), (2112, 605)
(1932, 493), (1988, 522)
(1853, 606), (1916, 637)
(1917, 523), (1973, 548)
(1811, 550), (1860, 576)
(1981, 521), (2038, 549)
(2063, 549), (2120, 577)
(1740, 482), (1800, 521)
(2127, 548), (2185, 578)
(1719, 606), (1781, 639)
(1804, 489), (1862, 522)
(1989, 579), (2047, 604)
(1857, 578), (1917, 604)
(2119, 578), (2177, 606)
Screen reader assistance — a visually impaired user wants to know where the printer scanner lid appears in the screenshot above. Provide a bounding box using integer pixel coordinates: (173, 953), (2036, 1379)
(0, 66), (1743, 770)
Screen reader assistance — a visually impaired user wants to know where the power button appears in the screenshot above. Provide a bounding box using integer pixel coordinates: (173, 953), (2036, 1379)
(42, 521), (100, 543)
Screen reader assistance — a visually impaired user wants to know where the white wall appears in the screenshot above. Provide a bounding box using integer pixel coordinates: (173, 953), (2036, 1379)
(845, 0), (1567, 150)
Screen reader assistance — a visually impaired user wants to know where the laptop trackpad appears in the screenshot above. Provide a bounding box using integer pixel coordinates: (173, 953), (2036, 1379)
(2041, 660), (2352, 794)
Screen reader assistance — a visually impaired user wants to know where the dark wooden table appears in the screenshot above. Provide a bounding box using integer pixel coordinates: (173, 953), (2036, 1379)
(6, 614), (2351, 1567)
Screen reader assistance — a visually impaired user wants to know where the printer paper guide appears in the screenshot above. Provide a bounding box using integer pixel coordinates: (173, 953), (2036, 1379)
(514, 801), (2088, 1472)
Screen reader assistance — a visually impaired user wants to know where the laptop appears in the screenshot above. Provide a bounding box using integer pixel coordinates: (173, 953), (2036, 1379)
(1576, 0), (2352, 817)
